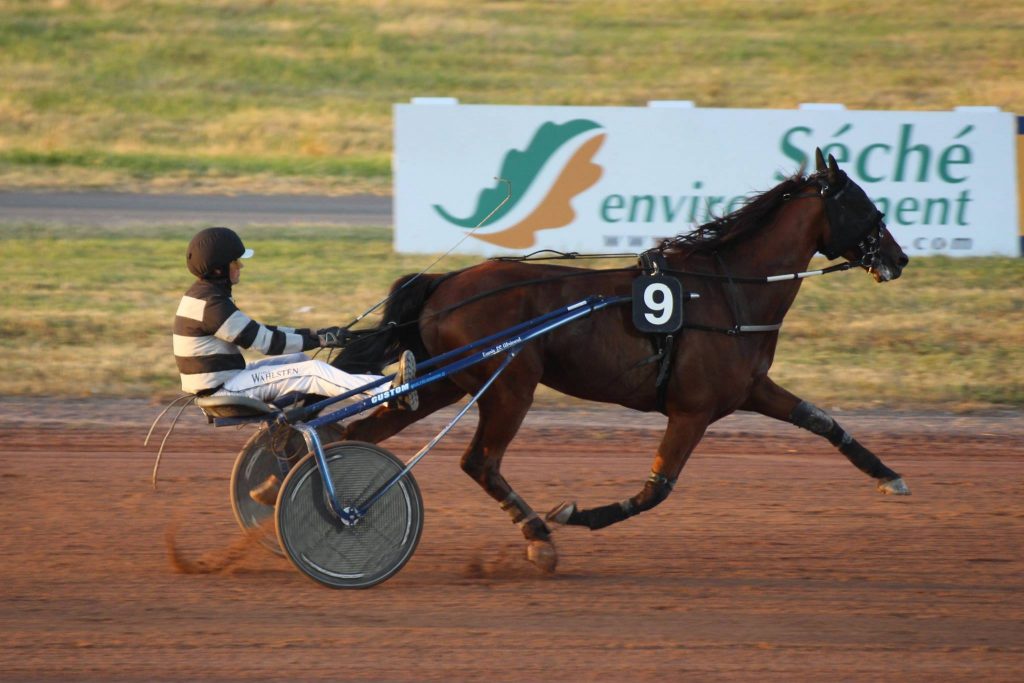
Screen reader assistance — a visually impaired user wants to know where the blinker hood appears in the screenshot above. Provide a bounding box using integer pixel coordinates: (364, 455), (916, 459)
(821, 173), (883, 260)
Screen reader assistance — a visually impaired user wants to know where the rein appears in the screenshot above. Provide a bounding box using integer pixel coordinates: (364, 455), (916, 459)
(343, 178), (515, 330)
(345, 169), (880, 343)
(494, 249), (863, 284)
(348, 253), (863, 345)
(493, 249), (641, 261)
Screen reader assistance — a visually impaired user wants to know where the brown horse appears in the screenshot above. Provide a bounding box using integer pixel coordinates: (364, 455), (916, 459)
(337, 151), (910, 572)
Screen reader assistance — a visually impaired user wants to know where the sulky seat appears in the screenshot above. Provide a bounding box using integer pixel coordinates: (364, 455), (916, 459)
(195, 395), (277, 419)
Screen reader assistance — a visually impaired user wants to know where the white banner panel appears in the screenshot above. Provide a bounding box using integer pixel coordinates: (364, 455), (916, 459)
(394, 103), (1019, 257)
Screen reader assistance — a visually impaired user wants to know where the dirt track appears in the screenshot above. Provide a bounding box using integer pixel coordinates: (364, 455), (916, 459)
(1, 398), (1022, 681)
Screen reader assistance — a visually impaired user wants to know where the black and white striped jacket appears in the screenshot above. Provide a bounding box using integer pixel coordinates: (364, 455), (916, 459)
(173, 279), (318, 394)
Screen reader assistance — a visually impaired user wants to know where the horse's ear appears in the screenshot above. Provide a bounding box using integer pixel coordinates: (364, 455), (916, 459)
(827, 153), (840, 184)
(815, 148), (826, 173)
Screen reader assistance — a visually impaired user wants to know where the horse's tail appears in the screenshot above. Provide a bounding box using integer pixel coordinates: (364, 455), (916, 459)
(333, 273), (451, 374)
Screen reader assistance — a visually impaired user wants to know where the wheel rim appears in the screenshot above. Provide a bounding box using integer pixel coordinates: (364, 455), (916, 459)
(276, 441), (423, 589)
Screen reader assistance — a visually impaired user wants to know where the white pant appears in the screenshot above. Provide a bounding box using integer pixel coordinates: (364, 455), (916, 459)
(214, 353), (389, 404)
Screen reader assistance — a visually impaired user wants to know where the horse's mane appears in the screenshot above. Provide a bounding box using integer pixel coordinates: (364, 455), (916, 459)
(658, 173), (811, 253)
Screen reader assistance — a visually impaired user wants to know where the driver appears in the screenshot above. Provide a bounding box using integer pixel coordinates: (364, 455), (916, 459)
(173, 227), (418, 411)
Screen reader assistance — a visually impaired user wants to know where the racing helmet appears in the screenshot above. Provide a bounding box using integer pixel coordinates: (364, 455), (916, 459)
(186, 227), (253, 278)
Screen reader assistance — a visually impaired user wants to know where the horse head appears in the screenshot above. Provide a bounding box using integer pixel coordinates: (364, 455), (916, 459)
(814, 148), (908, 282)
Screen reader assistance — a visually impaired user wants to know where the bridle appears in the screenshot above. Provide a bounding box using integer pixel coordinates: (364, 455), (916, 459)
(855, 222), (887, 272)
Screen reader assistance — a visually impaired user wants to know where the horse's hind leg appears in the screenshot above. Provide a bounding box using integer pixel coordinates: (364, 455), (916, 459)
(460, 384), (560, 572)
(548, 410), (711, 531)
(741, 376), (910, 495)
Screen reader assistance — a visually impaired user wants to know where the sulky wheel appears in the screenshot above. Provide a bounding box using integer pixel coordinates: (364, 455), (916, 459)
(275, 441), (424, 589)
(229, 421), (345, 555)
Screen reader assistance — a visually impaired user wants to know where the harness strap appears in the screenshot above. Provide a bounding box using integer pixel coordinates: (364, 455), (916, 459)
(713, 252), (746, 333)
(702, 252), (784, 336)
(654, 333), (676, 413)
(679, 321), (781, 336)
(637, 250), (667, 275)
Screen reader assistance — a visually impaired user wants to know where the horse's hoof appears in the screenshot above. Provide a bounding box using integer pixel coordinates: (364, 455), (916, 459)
(526, 540), (558, 574)
(546, 501), (576, 526)
(877, 477), (911, 495)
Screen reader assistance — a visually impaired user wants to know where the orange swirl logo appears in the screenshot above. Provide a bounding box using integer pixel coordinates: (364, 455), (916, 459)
(433, 120), (606, 248)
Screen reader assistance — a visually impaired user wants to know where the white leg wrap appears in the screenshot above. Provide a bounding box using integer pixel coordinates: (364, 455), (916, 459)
(546, 501), (577, 526)
(499, 492), (538, 526)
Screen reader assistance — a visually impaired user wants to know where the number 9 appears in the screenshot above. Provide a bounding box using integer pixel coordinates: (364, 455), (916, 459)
(643, 282), (674, 325)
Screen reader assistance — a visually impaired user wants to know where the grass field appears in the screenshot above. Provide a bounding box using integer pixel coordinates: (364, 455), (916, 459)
(1, 0), (1021, 192)
(1, 1), (1021, 408)
(1, 224), (1021, 409)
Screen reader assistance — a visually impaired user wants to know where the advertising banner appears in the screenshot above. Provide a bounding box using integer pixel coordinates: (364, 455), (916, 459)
(394, 102), (1019, 257)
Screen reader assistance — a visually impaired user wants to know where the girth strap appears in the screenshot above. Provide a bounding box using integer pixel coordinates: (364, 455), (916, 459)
(653, 333), (675, 413)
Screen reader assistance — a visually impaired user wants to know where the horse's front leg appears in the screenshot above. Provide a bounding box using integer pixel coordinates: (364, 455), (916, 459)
(741, 376), (910, 495)
(548, 411), (711, 530)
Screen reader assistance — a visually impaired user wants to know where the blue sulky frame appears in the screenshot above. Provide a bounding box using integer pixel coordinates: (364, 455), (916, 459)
(241, 294), (630, 528)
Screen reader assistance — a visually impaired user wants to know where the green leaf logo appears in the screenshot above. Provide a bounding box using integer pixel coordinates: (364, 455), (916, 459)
(433, 119), (602, 229)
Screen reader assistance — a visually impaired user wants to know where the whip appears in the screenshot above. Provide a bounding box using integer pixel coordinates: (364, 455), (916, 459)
(343, 178), (513, 329)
